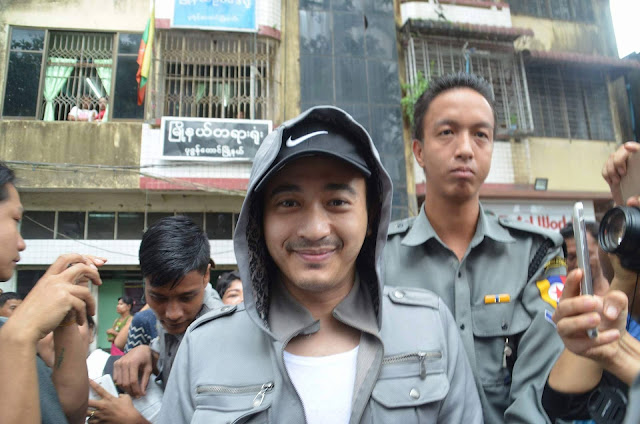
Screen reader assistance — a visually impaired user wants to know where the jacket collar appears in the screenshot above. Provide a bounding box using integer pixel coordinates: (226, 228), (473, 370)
(401, 202), (515, 247)
(268, 273), (379, 343)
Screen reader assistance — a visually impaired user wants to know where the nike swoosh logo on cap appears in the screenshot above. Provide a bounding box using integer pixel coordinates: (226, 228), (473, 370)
(285, 130), (328, 148)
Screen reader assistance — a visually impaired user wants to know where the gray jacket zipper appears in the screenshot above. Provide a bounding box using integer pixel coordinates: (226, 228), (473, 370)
(196, 382), (274, 408)
(382, 351), (442, 379)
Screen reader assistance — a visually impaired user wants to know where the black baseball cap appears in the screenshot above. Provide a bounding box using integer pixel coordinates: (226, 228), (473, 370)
(254, 121), (371, 192)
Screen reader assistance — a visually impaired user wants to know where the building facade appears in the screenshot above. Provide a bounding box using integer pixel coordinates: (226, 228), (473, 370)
(1, 0), (637, 347)
(400, 0), (638, 226)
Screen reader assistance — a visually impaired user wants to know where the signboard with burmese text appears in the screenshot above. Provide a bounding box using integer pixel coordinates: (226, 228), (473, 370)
(161, 117), (272, 162)
(172, 0), (257, 32)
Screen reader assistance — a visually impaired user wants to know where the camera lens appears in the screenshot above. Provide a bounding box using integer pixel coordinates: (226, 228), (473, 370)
(601, 208), (626, 251)
(599, 206), (640, 271)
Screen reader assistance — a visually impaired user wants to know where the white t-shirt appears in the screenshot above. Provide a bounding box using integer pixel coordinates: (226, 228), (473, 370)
(284, 346), (359, 424)
(69, 106), (97, 121)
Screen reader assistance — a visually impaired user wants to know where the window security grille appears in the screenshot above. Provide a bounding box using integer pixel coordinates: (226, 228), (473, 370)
(43, 31), (114, 121)
(526, 65), (614, 141)
(405, 36), (533, 137)
(508, 0), (595, 22)
(153, 31), (276, 120)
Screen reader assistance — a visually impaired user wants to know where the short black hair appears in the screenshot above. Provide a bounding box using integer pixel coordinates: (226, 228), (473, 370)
(118, 295), (134, 307)
(413, 72), (496, 142)
(0, 292), (21, 307)
(560, 222), (599, 241)
(0, 162), (16, 202)
(139, 215), (211, 289)
(216, 270), (241, 298)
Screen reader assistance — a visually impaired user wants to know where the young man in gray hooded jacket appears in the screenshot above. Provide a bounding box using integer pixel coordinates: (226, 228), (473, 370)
(158, 106), (482, 423)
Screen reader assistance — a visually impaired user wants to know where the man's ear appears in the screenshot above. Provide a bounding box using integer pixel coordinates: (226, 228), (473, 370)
(204, 263), (211, 286)
(412, 139), (425, 168)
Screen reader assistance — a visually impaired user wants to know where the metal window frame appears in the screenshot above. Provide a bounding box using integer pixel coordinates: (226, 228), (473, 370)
(41, 30), (116, 121)
(1, 26), (48, 119)
(153, 30), (276, 120)
(404, 35), (534, 137)
(526, 64), (614, 141)
(508, 0), (594, 22)
(22, 209), (237, 241)
(2, 27), (145, 121)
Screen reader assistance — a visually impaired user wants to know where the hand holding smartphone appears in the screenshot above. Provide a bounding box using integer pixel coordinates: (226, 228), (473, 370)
(573, 202), (598, 339)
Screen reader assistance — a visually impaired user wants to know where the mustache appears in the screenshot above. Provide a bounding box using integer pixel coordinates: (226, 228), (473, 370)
(285, 237), (343, 251)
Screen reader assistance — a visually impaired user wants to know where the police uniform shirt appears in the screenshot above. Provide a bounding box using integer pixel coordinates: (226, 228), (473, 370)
(383, 203), (566, 424)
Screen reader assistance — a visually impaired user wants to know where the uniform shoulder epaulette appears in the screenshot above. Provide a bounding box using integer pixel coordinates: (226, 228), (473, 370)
(387, 217), (416, 237)
(189, 303), (239, 333)
(384, 286), (439, 309)
(498, 217), (563, 247)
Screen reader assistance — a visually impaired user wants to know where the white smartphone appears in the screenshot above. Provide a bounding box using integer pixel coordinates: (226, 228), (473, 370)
(573, 202), (598, 339)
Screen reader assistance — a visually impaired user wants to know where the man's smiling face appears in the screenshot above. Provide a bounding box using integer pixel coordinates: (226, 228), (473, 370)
(262, 155), (368, 297)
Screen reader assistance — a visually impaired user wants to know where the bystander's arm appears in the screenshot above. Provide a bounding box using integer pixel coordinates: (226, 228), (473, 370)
(114, 316), (132, 351)
(51, 311), (89, 424)
(0, 319), (42, 424)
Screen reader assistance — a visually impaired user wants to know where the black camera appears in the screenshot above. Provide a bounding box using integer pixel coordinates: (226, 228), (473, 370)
(599, 206), (640, 272)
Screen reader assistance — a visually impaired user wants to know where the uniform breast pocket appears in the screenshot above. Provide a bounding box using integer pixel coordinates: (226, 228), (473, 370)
(471, 302), (530, 411)
(193, 382), (273, 424)
(368, 351), (449, 423)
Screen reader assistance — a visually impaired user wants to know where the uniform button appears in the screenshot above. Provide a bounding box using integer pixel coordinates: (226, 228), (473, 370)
(501, 322), (508, 330)
(409, 388), (420, 399)
(393, 290), (405, 299)
(460, 324), (465, 330)
(458, 271), (462, 278)
(221, 306), (231, 312)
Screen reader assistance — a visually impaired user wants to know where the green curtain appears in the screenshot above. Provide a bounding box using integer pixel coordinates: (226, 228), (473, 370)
(196, 83), (207, 103)
(94, 59), (113, 121)
(43, 58), (75, 122)
(216, 82), (230, 108)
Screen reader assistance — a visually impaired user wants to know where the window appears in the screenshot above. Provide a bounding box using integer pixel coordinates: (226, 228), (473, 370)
(3, 28), (45, 117)
(117, 212), (145, 240)
(88, 212), (115, 239)
(43, 31), (113, 121)
(405, 36), (533, 137)
(2, 28), (143, 121)
(508, 0), (595, 22)
(21, 211), (55, 239)
(146, 212), (174, 228)
(153, 30), (276, 120)
(526, 65), (614, 140)
(57, 211), (86, 239)
(18, 211), (235, 240)
(113, 33), (144, 119)
(205, 213), (233, 240)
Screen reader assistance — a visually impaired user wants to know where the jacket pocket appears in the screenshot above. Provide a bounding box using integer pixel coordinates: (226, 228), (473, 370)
(193, 382), (273, 424)
(369, 351), (448, 423)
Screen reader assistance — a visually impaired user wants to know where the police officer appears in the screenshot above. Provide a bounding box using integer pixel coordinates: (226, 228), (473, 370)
(383, 73), (566, 423)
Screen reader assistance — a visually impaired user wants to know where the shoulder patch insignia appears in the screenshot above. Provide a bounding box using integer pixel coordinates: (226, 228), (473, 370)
(544, 257), (567, 272)
(536, 275), (566, 309)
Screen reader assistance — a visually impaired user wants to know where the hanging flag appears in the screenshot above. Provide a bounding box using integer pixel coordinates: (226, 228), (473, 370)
(136, 5), (155, 106)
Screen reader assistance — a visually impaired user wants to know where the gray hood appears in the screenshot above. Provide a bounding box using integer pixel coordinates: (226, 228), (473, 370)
(233, 106), (393, 334)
